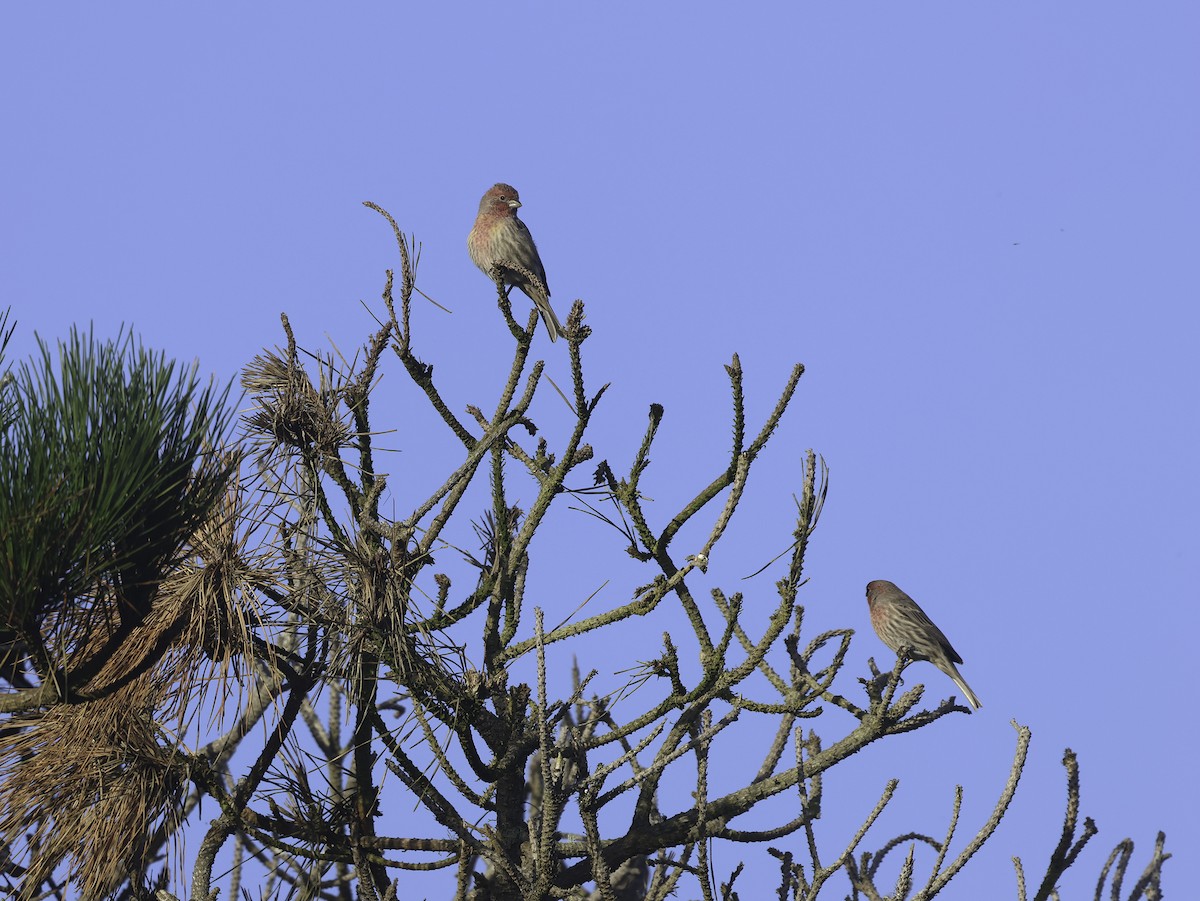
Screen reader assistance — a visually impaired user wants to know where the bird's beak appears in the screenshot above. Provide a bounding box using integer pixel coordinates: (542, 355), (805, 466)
(507, 199), (522, 210)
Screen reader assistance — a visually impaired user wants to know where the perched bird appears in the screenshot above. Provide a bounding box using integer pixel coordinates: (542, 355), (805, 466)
(865, 579), (982, 710)
(467, 183), (563, 342)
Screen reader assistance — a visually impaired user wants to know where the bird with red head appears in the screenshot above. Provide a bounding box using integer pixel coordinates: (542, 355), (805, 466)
(468, 183), (563, 342)
(865, 579), (982, 710)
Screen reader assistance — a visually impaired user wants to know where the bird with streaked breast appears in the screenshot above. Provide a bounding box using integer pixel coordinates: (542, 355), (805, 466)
(468, 183), (563, 342)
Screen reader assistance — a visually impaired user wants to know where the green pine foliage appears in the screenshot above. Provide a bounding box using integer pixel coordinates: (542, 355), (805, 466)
(0, 317), (236, 691)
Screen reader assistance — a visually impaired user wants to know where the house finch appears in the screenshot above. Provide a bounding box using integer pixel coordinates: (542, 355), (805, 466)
(468, 183), (563, 342)
(865, 579), (982, 710)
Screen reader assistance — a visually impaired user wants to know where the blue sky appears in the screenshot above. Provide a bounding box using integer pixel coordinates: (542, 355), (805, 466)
(2, 5), (1196, 897)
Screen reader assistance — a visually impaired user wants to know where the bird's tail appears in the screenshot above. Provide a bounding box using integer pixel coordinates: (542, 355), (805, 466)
(533, 294), (563, 343)
(942, 661), (982, 710)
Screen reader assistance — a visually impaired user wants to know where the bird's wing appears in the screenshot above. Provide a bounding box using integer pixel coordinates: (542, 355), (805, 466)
(511, 218), (550, 296)
(911, 601), (964, 664)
